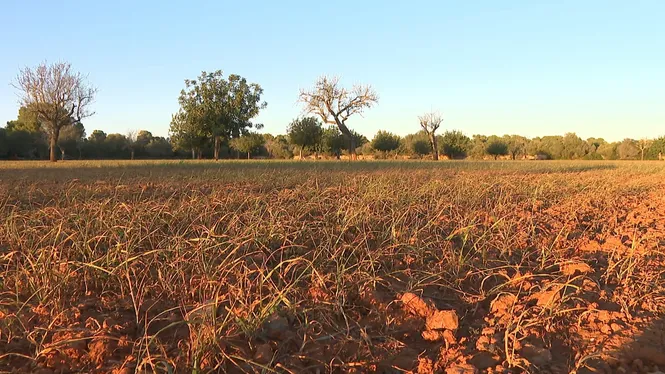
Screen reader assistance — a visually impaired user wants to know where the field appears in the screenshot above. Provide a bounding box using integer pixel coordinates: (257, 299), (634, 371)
(1, 160), (665, 374)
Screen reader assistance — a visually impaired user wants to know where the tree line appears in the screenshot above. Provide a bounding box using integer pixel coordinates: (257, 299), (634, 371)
(2, 61), (664, 161)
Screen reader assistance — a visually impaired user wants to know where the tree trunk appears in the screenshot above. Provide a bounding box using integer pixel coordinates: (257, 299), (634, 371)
(315, 151), (319, 160)
(49, 128), (60, 162)
(247, 151), (250, 160)
(429, 133), (439, 161)
(334, 119), (357, 161)
(130, 149), (135, 160)
(299, 148), (303, 160)
(191, 149), (195, 159)
(214, 136), (221, 160)
(641, 149), (645, 161)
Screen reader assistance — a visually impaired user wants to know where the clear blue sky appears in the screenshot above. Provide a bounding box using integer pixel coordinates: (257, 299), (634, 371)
(1, 0), (664, 141)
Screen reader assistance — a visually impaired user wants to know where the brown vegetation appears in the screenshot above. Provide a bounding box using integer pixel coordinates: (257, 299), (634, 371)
(1, 160), (664, 373)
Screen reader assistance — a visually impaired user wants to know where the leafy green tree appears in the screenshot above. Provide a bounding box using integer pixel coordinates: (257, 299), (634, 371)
(177, 71), (266, 160)
(539, 136), (565, 159)
(597, 142), (618, 160)
(264, 134), (293, 159)
(299, 76), (378, 160)
(647, 136), (665, 160)
(401, 132), (430, 158)
(586, 137), (606, 152)
(230, 132), (265, 159)
(287, 117), (323, 159)
(104, 134), (129, 159)
(169, 111), (208, 159)
(88, 130), (107, 143)
(14, 62), (96, 161)
(0, 128), (8, 158)
(58, 121), (86, 159)
(439, 130), (471, 159)
(319, 126), (367, 159)
(503, 135), (528, 160)
(6, 106), (43, 134)
(145, 137), (173, 158)
(469, 135), (488, 159)
(486, 139), (509, 160)
(561, 133), (590, 159)
(371, 130), (401, 154)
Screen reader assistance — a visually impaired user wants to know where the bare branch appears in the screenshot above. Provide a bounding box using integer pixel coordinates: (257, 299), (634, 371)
(13, 61), (97, 161)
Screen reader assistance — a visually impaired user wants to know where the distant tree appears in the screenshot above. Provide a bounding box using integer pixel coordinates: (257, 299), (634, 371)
(145, 137), (173, 158)
(371, 130), (401, 154)
(539, 136), (565, 159)
(6, 106), (43, 134)
(137, 130), (153, 147)
(418, 112), (443, 160)
(299, 76), (378, 160)
(486, 139), (509, 160)
(264, 134), (293, 159)
(319, 126), (367, 159)
(58, 121), (85, 159)
(586, 137), (606, 152)
(469, 135), (488, 159)
(88, 130), (107, 143)
(126, 130), (138, 159)
(230, 132), (265, 159)
(439, 130), (471, 159)
(597, 142), (618, 160)
(169, 111), (208, 159)
(287, 117), (323, 159)
(503, 135), (529, 160)
(0, 128), (7, 158)
(177, 70), (266, 160)
(647, 136), (665, 160)
(13, 61), (96, 161)
(4, 105), (48, 159)
(401, 132), (431, 158)
(637, 138), (653, 160)
(561, 132), (590, 159)
(105, 134), (129, 159)
(617, 138), (639, 160)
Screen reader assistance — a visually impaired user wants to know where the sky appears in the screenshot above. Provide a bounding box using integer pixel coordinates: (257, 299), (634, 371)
(1, 0), (664, 142)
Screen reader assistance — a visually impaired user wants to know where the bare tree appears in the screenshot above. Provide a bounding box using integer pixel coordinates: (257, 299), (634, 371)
(419, 112), (443, 160)
(637, 138), (653, 161)
(126, 130), (138, 160)
(13, 61), (96, 162)
(299, 76), (378, 160)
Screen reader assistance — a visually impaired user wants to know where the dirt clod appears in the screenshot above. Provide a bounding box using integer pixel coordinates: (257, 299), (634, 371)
(426, 310), (459, 331)
(401, 292), (435, 318)
(253, 343), (273, 365)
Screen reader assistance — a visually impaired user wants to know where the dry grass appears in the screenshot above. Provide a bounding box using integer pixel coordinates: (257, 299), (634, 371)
(1, 160), (664, 373)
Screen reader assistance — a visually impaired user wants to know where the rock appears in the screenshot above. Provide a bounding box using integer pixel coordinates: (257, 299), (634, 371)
(253, 343), (273, 365)
(490, 294), (517, 317)
(469, 351), (501, 370)
(263, 314), (289, 340)
(401, 293), (435, 318)
(521, 344), (552, 366)
(561, 262), (593, 276)
(422, 330), (446, 342)
(446, 364), (478, 374)
(426, 310), (459, 331)
(443, 330), (457, 346)
(417, 357), (435, 374)
(532, 288), (561, 307)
